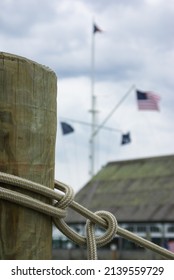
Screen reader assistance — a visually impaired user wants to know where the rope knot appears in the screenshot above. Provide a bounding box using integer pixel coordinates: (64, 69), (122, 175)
(86, 210), (118, 259)
(1, 171), (173, 260)
(54, 180), (74, 209)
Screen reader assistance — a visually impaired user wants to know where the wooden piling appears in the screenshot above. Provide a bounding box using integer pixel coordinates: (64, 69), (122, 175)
(0, 52), (57, 259)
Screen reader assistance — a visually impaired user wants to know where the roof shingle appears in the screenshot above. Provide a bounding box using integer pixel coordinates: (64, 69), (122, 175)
(67, 155), (174, 223)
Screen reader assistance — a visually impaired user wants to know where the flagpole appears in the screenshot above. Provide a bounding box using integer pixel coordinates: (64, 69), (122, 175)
(89, 20), (96, 177)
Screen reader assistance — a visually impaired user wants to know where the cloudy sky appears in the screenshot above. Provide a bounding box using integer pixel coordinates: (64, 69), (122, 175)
(1, 0), (174, 192)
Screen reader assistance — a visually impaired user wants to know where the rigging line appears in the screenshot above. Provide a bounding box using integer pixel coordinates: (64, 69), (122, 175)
(92, 84), (136, 138)
(59, 117), (122, 133)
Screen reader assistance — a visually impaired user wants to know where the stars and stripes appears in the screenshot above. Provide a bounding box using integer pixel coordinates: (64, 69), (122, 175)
(136, 90), (160, 111)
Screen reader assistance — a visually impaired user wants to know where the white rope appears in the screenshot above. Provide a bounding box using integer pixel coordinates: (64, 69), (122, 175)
(86, 211), (118, 260)
(0, 171), (174, 260)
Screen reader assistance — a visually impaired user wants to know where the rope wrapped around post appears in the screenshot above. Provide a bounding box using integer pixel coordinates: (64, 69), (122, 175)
(0, 171), (174, 260)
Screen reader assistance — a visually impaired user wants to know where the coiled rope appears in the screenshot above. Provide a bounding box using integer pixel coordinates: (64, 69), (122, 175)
(0, 171), (174, 260)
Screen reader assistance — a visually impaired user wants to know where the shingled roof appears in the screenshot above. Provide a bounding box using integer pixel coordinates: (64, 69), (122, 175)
(67, 155), (174, 223)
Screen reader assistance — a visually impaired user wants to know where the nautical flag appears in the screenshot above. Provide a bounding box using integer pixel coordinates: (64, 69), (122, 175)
(93, 23), (102, 34)
(121, 132), (131, 145)
(60, 122), (74, 135)
(136, 90), (160, 111)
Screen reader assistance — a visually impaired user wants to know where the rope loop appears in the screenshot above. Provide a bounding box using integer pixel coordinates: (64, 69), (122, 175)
(54, 180), (74, 209)
(53, 210), (118, 260)
(87, 210), (118, 247)
(86, 210), (118, 259)
(0, 171), (174, 260)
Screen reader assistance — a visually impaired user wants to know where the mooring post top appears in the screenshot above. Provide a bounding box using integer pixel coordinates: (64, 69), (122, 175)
(0, 51), (57, 77)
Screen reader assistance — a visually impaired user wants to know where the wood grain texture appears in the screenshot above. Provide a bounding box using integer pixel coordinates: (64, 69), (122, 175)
(0, 52), (57, 259)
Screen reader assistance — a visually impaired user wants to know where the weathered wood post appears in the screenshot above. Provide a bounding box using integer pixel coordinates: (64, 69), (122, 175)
(0, 52), (57, 259)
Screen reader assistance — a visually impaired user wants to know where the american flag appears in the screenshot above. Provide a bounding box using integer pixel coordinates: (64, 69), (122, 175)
(136, 90), (160, 111)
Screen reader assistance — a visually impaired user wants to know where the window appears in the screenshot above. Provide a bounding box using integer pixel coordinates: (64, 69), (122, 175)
(137, 226), (146, 233)
(168, 226), (174, 233)
(150, 226), (160, 233)
(125, 226), (134, 232)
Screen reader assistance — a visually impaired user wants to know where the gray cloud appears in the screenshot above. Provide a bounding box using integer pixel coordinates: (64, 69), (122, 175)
(0, 0), (174, 190)
(0, 0), (56, 37)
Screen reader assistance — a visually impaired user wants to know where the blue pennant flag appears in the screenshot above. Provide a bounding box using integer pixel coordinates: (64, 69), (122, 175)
(93, 23), (102, 34)
(60, 122), (74, 135)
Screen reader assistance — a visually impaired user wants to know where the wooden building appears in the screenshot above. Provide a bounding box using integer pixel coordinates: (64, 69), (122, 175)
(53, 154), (174, 259)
